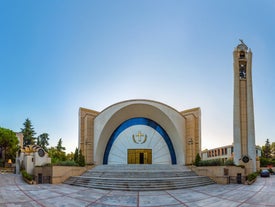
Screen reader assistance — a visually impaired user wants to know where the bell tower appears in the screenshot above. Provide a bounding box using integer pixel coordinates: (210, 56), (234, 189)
(233, 40), (256, 173)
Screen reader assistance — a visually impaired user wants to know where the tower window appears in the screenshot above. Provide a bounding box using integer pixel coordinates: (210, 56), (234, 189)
(239, 64), (246, 79)
(239, 52), (245, 59)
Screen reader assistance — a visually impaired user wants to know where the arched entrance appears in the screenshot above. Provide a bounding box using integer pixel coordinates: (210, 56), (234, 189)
(103, 117), (177, 164)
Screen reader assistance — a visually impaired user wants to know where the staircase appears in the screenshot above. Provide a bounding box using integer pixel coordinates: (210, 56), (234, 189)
(64, 164), (215, 191)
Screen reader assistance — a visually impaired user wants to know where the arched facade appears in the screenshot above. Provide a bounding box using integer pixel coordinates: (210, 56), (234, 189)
(103, 117), (177, 164)
(79, 100), (201, 165)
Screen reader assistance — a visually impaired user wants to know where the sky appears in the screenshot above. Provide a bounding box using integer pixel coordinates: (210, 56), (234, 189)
(1, 1), (275, 153)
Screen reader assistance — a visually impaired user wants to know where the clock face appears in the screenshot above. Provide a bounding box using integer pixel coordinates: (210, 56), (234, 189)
(38, 148), (45, 157)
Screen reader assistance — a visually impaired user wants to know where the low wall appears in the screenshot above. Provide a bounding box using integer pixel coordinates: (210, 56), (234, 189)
(34, 165), (94, 184)
(192, 166), (246, 184)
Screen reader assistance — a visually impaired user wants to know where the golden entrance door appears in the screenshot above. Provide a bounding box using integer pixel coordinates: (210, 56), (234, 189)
(128, 149), (152, 164)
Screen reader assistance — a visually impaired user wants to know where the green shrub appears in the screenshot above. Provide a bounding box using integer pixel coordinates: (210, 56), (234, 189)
(247, 172), (258, 182)
(260, 157), (275, 167)
(224, 159), (235, 166)
(21, 170), (33, 181)
(197, 159), (223, 166)
(194, 153), (201, 166)
(268, 168), (274, 174)
(78, 150), (85, 167)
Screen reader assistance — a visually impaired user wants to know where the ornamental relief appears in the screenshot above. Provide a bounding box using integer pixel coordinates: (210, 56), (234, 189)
(132, 131), (147, 144)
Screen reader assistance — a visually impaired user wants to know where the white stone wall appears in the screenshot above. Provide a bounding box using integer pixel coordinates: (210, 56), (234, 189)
(23, 155), (34, 175)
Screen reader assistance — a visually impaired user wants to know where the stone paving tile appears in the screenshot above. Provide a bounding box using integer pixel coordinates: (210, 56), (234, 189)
(108, 190), (138, 196)
(167, 190), (210, 203)
(237, 184), (264, 192)
(139, 193), (181, 206)
(69, 189), (108, 203)
(238, 204), (269, 207)
(192, 185), (235, 197)
(23, 189), (64, 200)
(186, 197), (240, 207)
(5, 201), (40, 207)
(0, 185), (19, 191)
(1, 174), (275, 207)
(94, 193), (137, 206)
(218, 189), (256, 203)
(139, 191), (168, 196)
(41, 184), (87, 194)
(16, 184), (42, 191)
(246, 191), (275, 206)
(0, 189), (31, 204)
(166, 188), (190, 194)
(42, 195), (90, 207)
(81, 188), (110, 194)
(87, 203), (125, 207)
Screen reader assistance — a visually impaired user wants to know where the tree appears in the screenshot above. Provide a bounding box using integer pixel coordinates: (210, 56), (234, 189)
(72, 147), (85, 166)
(262, 139), (272, 158)
(74, 148), (79, 163)
(66, 152), (74, 161)
(21, 118), (36, 146)
(78, 149), (85, 167)
(271, 142), (275, 158)
(48, 147), (66, 163)
(56, 138), (66, 152)
(37, 133), (49, 151)
(0, 127), (19, 164)
(48, 138), (66, 163)
(194, 153), (201, 166)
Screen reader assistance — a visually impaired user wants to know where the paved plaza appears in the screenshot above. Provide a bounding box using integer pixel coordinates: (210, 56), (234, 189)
(0, 174), (275, 207)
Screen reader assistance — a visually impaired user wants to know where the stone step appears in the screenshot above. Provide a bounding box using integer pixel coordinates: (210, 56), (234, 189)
(81, 164), (196, 178)
(65, 177), (215, 191)
(88, 164), (191, 172)
(82, 171), (197, 178)
(64, 164), (215, 191)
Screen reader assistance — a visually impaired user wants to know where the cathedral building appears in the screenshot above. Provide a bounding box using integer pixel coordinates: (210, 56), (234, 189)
(79, 100), (201, 166)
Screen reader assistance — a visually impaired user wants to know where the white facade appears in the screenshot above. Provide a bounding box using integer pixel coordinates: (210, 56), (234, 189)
(94, 100), (186, 165)
(17, 145), (51, 175)
(108, 125), (171, 164)
(202, 145), (261, 164)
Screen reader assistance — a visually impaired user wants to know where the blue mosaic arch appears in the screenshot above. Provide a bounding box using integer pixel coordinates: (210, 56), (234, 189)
(103, 117), (177, 164)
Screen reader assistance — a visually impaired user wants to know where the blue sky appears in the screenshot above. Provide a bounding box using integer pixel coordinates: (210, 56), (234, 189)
(1, 1), (274, 153)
